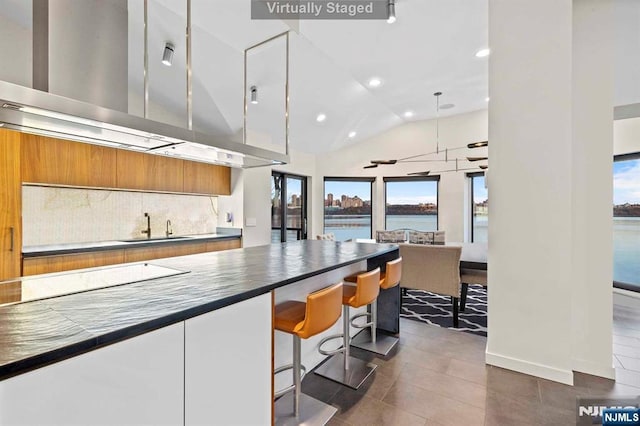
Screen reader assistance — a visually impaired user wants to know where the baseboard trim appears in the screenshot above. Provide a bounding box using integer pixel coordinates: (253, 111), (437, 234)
(573, 358), (616, 380)
(485, 351), (574, 385)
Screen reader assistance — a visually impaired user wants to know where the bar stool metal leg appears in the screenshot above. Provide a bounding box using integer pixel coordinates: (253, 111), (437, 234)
(314, 304), (377, 390)
(350, 294), (400, 356)
(293, 335), (301, 417)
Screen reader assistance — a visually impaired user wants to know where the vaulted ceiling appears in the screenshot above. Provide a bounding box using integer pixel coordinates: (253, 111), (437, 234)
(1, 0), (639, 154)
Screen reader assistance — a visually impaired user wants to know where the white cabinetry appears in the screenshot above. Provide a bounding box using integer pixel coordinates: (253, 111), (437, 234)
(185, 293), (272, 426)
(0, 323), (185, 425)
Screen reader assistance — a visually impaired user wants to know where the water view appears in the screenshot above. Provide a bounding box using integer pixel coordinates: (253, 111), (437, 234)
(614, 217), (640, 285)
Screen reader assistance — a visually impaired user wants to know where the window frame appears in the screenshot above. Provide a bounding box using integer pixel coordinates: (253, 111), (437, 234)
(272, 171), (308, 243)
(383, 176), (440, 231)
(468, 171), (486, 243)
(323, 177), (375, 239)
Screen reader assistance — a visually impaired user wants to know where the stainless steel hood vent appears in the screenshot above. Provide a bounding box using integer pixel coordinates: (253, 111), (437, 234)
(0, 81), (288, 168)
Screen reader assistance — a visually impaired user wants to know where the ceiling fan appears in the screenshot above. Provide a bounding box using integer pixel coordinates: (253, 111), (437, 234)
(363, 92), (488, 175)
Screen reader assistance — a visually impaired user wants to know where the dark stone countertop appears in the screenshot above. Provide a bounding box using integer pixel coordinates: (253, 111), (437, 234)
(0, 240), (398, 380)
(22, 230), (242, 258)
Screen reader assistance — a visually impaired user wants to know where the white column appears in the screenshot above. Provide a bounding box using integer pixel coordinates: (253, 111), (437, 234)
(487, 0), (614, 384)
(571, 0), (614, 379)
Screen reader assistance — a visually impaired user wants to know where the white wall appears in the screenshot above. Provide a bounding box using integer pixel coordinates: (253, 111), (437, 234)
(615, 117), (640, 155)
(487, 0), (614, 384)
(571, 0), (614, 379)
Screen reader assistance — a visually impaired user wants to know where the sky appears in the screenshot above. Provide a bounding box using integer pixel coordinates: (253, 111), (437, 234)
(324, 180), (439, 205)
(614, 159), (640, 205)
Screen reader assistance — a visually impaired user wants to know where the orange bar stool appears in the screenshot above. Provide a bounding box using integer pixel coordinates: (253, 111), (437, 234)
(273, 283), (343, 425)
(348, 257), (403, 355)
(314, 268), (380, 389)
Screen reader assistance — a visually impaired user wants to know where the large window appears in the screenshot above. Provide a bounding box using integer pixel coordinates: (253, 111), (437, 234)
(470, 172), (488, 243)
(614, 154), (640, 288)
(384, 177), (439, 231)
(323, 178), (373, 241)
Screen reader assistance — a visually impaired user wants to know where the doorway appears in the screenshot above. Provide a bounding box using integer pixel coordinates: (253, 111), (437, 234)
(271, 172), (308, 243)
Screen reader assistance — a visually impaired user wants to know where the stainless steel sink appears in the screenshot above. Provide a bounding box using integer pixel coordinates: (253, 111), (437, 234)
(118, 236), (193, 243)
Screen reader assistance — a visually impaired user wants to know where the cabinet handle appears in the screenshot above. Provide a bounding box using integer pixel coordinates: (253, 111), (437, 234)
(9, 226), (14, 252)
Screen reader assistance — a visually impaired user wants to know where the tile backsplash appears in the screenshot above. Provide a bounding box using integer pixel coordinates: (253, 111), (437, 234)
(23, 186), (219, 246)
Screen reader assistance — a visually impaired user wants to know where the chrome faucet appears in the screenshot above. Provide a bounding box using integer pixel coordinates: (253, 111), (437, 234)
(141, 212), (151, 239)
(166, 219), (173, 238)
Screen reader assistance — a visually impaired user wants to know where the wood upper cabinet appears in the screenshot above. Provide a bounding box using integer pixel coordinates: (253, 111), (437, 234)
(116, 150), (185, 193)
(21, 134), (117, 187)
(18, 132), (230, 195)
(183, 161), (231, 196)
(0, 129), (22, 281)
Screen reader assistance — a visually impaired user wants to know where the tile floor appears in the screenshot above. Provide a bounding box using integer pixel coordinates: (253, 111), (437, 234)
(295, 304), (640, 426)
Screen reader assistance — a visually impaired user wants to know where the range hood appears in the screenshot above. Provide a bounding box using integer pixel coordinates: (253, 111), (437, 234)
(0, 81), (289, 168)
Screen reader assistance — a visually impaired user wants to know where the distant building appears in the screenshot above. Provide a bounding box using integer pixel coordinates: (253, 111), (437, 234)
(326, 193), (334, 207)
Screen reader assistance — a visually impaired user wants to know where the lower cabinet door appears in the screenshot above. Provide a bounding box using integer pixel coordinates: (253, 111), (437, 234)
(0, 323), (185, 425)
(185, 293), (273, 426)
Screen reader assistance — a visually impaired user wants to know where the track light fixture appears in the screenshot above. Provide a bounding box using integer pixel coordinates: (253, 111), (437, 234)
(363, 164), (378, 169)
(162, 42), (175, 66)
(466, 156), (489, 162)
(387, 0), (396, 24)
(250, 86), (258, 104)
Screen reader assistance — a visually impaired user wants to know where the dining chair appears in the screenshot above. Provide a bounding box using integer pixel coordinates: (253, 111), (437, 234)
(460, 269), (487, 311)
(398, 243), (462, 327)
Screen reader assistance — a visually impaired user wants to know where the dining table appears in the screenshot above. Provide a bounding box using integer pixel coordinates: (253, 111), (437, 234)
(454, 242), (488, 271)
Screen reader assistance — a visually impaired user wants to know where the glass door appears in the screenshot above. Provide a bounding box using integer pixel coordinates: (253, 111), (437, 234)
(272, 172), (307, 243)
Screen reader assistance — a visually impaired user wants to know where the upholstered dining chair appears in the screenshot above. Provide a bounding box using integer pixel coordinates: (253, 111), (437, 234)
(398, 243), (463, 327)
(316, 233), (335, 241)
(375, 230), (407, 243)
(460, 269), (487, 311)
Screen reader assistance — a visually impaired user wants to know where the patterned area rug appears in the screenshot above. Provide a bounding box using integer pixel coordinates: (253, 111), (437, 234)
(401, 285), (487, 336)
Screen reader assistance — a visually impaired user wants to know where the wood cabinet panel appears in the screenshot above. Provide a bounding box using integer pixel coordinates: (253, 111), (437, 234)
(20, 134), (117, 187)
(206, 239), (241, 252)
(22, 250), (125, 276)
(116, 151), (184, 192)
(0, 280), (21, 305)
(123, 242), (210, 263)
(0, 129), (22, 281)
(22, 239), (240, 276)
(183, 161), (231, 195)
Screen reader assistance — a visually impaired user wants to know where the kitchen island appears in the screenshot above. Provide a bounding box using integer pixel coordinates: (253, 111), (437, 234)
(0, 240), (399, 425)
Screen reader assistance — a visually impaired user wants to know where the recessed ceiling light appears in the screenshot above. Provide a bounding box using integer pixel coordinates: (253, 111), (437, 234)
(316, 113), (327, 123)
(485, 97), (490, 102)
(348, 131), (357, 138)
(439, 103), (455, 110)
(403, 111), (414, 118)
(368, 78), (382, 88)
(475, 48), (490, 58)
